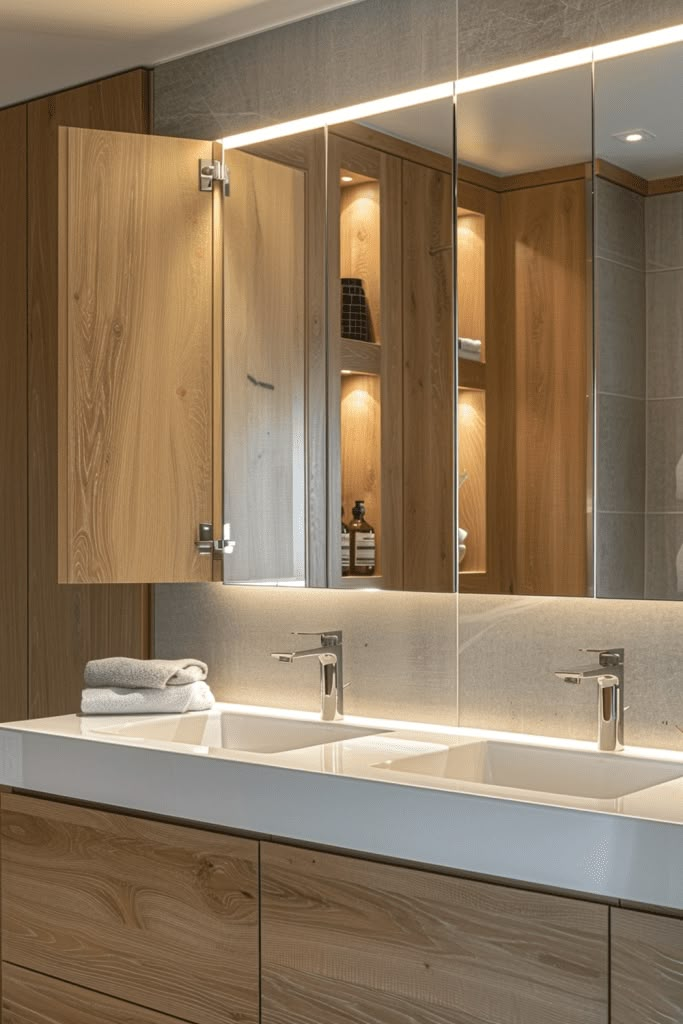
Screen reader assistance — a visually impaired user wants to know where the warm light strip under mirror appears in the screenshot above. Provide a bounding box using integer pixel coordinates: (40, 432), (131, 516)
(219, 22), (683, 150)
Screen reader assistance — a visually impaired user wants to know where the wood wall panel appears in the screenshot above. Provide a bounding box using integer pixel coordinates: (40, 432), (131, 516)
(0, 104), (29, 724)
(1, 793), (259, 1024)
(503, 177), (588, 597)
(27, 71), (150, 717)
(2, 963), (186, 1024)
(59, 126), (215, 584)
(261, 842), (608, 1024)
(611, 908), (683, 1024)
(403, 159), (455, 592)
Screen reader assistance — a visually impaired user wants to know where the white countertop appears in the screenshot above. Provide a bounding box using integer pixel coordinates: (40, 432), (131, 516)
(0, 703), (681, 910)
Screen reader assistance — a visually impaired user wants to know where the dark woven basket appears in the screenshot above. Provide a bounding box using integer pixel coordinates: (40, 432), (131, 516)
(341, 277), (370, 341)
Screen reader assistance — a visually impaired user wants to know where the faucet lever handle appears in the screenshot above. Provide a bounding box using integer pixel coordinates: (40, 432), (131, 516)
(293, 629), (342, 645)
(580, 647), (624, 667)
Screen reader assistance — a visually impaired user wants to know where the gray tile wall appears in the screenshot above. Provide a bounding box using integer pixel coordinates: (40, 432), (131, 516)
(155, 585), (458, 726)
(646, 192), (683, 599)
(154, 0), (683, 752)
(596, 179), (646, 598)
(458, 594), (683, 750)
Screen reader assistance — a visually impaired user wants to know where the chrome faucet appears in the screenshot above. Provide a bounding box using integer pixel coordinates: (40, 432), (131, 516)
(271, 631), (345, 721)
(554, 648), (625, 752)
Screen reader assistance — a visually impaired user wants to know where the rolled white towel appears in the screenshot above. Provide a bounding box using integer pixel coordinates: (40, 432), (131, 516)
(84, 657), (208, 690)
(81, 680), (215, 716)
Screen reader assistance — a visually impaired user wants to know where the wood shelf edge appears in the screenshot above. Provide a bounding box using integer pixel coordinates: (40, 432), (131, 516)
(340, 337), (381, 375)
(458, 358), (486, 390)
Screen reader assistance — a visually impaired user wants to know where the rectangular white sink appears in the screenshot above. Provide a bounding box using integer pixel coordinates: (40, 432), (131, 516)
(95, 710), (388, 754)
(376, 740), (683, 800)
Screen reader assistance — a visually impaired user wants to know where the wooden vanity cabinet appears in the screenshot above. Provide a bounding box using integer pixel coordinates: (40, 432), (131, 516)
(611, 907), (683, 1024)
(0, 794), (259, 1024)
(2, 964), (185, 1024)
(260, 841), (609, 1024)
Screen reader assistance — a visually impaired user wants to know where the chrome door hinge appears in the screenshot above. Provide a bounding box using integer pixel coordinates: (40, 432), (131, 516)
(195, 523), (237, 557)
(198, 158), (230, 196)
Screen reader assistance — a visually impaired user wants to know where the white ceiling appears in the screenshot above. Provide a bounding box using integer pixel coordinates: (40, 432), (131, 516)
(0, 0), (363, 108)
(362, 44), (683, 180)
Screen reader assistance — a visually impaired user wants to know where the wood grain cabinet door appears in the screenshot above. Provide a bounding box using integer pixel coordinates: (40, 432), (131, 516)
(261, 842), (609, 1024)
(611, 908), (683, 1024)
(58, 125), (220, 583)
(1, 794), (259, 1024)
(2, 963), (187, 1024)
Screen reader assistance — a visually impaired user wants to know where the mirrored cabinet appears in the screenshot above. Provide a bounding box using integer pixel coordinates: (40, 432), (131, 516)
(457, 65), (593, 597)
(55, 32), (683, 602)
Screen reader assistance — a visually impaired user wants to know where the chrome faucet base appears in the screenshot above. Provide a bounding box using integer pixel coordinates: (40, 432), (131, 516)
(554, 648), (625, 752)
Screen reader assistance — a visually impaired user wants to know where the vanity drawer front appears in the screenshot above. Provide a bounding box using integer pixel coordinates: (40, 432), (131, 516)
(261, 842), (609, 1024)
(611, 908), (683, 1024)
(1, 794), (259, 1024)
(2, 963), (186, 1024)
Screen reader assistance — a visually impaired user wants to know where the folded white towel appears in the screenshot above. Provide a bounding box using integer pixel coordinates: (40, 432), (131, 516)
(80, 680), (215, 716)
(458, 337), (482, 362)
(458, 336), (482, 352)
(84, 657), (208, 690)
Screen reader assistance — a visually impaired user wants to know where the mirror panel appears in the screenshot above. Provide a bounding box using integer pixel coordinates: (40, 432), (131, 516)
(594, 41), (683, 599)
(456, 65), (594, 596)
(328, 96), (456, 591)
(222, 129), (326, 586)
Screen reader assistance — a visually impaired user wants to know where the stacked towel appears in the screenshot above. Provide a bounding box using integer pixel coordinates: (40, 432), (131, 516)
(458, 336), (482, 362)
(81, 658), (215, 716)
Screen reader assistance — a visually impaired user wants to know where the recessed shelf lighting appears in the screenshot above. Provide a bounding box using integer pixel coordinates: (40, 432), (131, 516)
(613, 129), (656, 143)
(341, 175), (354, 183)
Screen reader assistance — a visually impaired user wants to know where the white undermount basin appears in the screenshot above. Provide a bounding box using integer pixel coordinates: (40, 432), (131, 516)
(95, 710), (388, 754)
(376, 740), (683, 800)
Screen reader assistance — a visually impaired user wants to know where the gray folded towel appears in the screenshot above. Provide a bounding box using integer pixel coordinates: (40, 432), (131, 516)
(81, 680), (215, 716)
(84, 657), (208, 690)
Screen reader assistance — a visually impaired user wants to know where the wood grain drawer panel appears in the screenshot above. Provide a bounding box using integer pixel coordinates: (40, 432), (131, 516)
(611, 908), (683, 1024)
(1, 794), (258, 1024)
(2, 963), (188, 1024)
(261, 842), (608, 1024)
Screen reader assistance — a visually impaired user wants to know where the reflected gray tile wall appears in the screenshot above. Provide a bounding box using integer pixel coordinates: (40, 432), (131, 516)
(596, 179), (646, 597)
(154, 0), (683, 141)
(154, 585), (458, 725)
(459, 594), (683, 750)
(646, 192), (683, 599)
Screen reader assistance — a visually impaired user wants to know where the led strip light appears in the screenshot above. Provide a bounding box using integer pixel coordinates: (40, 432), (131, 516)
(219, 23), (683, 150)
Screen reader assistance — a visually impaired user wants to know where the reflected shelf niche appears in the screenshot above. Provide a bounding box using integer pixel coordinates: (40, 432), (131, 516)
(339, 166), (383, 587)
(457, 198), (487, 585)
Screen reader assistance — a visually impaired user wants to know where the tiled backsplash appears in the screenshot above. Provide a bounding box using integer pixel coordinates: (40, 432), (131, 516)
(154, 585), (458, 726)
(459, 594), (683, 750)
(155, 585), (683, 750)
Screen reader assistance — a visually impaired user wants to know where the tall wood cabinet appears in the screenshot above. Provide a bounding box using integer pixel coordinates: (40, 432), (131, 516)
(0, 70), (150, 722)
(0, 105), (28, 723)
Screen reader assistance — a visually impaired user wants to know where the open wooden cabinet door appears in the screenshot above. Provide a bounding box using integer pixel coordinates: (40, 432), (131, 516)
(58, 127), (222, 583)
